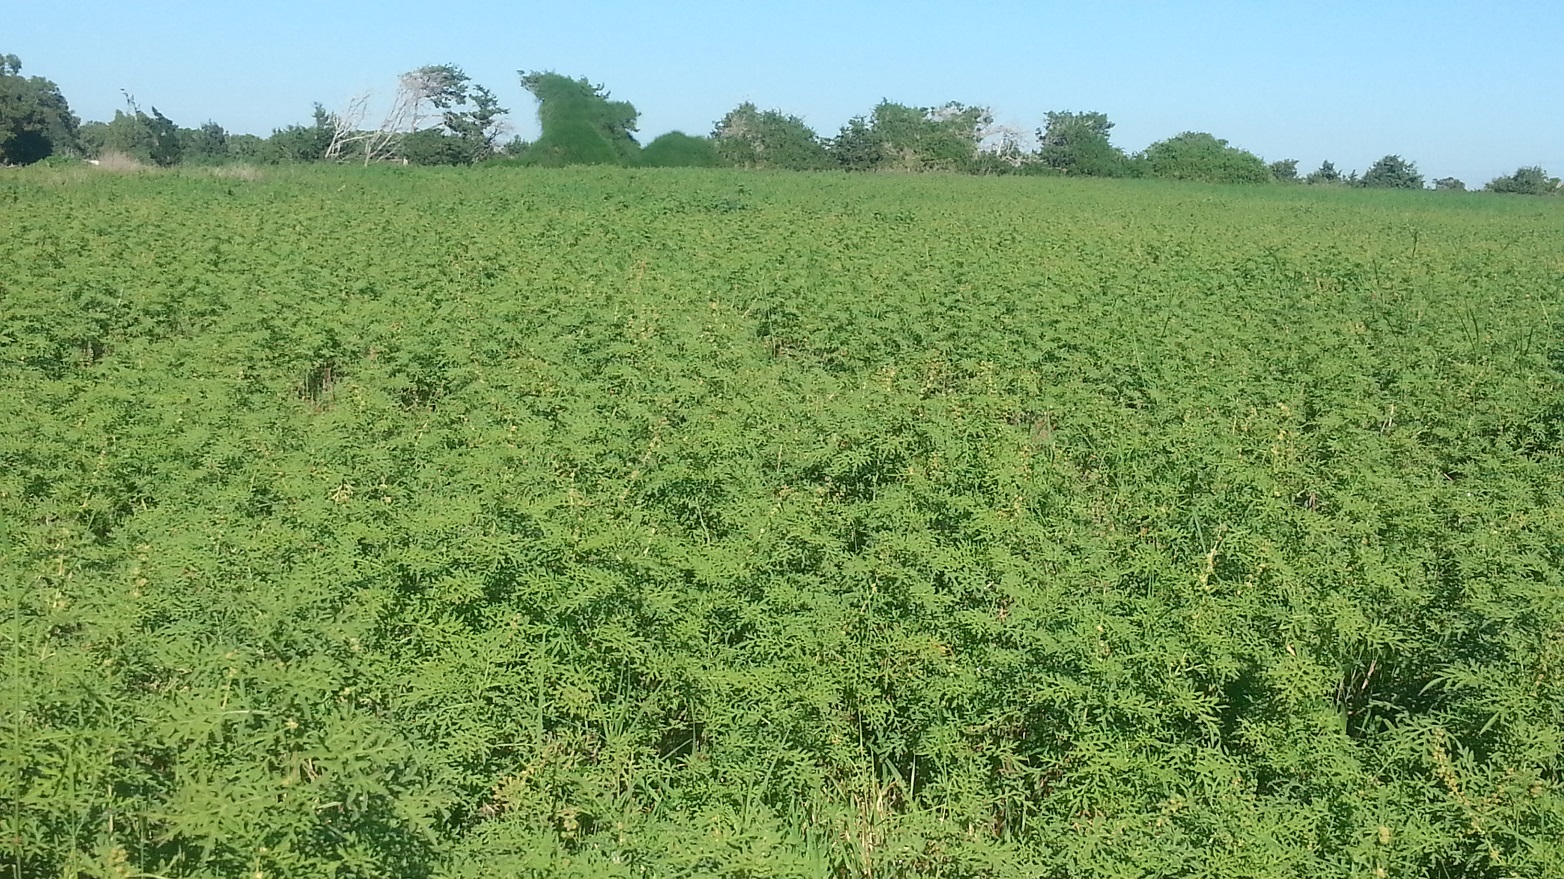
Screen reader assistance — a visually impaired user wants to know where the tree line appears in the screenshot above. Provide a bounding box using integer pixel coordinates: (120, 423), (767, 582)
(3, 54), (1560, 195)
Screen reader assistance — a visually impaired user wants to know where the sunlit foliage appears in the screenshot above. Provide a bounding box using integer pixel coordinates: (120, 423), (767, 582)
(3, 167), (1562, 878)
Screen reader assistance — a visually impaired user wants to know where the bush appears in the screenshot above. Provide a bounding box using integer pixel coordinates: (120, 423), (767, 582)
(638, 132), (720, 168)
(1306, 160), (1344, 185)
(1138, 132), (1270, 184)
(1485, 166), (1560, 195)
(33, 153), (87, 168)
(1360, 155), (1424, 189)
(519, 72), (640, 167)
(1037, 111), (1135, 178)
(513, 118), (621, 167)
(401, 128), (471, 166)
(712, 103), (832, 171)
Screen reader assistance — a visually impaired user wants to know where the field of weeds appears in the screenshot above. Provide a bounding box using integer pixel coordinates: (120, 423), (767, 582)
(3, 166), (1562, 877)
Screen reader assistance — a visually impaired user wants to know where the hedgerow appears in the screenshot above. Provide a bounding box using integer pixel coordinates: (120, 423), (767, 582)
(3, 167), (1562, 877)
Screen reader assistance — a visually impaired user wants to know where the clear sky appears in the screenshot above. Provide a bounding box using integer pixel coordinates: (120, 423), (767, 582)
(6, 0), (1561, 184)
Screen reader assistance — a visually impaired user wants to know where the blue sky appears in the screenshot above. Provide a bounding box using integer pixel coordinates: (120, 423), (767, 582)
(7, 0), (1561, 184)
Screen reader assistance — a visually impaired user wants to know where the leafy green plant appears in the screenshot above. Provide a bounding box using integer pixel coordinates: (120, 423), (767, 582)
(1360, 155), (1424, 189)
(639, 132), (721, 168)
(1485, 165), (1560, 195)
(3, 165), (1561, 878)
(515, 72), (640, 167)
(1136, 131), (1271, 183)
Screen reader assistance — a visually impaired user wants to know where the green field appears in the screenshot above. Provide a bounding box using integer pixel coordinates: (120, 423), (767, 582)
(4, 166), (1562, 878)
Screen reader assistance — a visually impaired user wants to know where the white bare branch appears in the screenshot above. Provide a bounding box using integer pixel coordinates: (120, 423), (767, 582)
(324, 67), (463, 165)
(324, 92), (370, 162)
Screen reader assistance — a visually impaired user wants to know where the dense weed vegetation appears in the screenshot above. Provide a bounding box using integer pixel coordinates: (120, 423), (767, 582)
(3, 166), (1562, 878)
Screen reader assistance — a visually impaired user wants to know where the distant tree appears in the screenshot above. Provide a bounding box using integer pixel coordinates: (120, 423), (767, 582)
(228, 133), (267, 162)
(143, 106), (181, 166)
(712, 102), (830, 171)
(515, 71), (639, 166)
(442, 81), (508, 163)
(518, 116), (618, 166)
(0, 53), (80, 164)
(1137, 131), (1270, 183)
(84, 96), (181, 166)
(1306, 160), (1342, 184)
(831, 114), (883, 172)
(907, 101), (987, 172)
(1432, 177), (1466, 192)
(384, 65), (468, 163)
(399, 65), (508, 164)
(83, 112), (147, 161)
(399, 127), (470, 165)
(182, 121), (230, 164)
(404, 65), (469, 126)
(318, 65), (507, 165)
(76, 120), (107, 155)
(1360, 154), (1423, 189)
(835, 100), (989, 173)
(268, 103), (334, 162)
(638, 131), (720, 168)
(1485, 165), (1559, 195)
(1269, 159), (1299, 182)
(864, 101), (931, 171)
(1036, 110), (1132, 177)
(970, 123), (1035, 174)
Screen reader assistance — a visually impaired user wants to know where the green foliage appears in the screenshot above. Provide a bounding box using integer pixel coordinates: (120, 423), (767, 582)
(267, 103), (334, 162)
(1037, 110), (1134, 177)
(0, 53), (80, 164)
(3, 168), (1562, 878)
(1306, 160), (1343, 185)
(401, 65), (509, 165)
(408, 62), (469, 109)
(76, 119), (108, 155)
(517, 71), (639, 166)
(712, 102), (831, 171)
(1269, 159), (1300, 182)
(1360, 154), (1424, 189)
(832, 100), (990, 173)
(1138, 131), (1271, 183)
(141, 107), (181, 167)
(180, 121), (231, 165)
(832, 114), (884, 172)
(81, 103), (183, 166)
(31, 152), (87, 168)
(1485, 165), (1560, 195)
(512, 119), (620, 167)
(1432, 177), (1466, 192)
(401, 127), (471, 166)
(444, 83), (508, 163)
(638, 131), (720, 168)
(228, 133), (268, 162)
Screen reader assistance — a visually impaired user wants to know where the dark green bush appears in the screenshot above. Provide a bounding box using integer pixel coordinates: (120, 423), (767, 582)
(1138, 131), (1271, 183)
(638, 131), (720, 168)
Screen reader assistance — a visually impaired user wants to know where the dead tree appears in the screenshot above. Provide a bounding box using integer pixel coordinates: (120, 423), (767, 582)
(325, 66), (467, 165)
